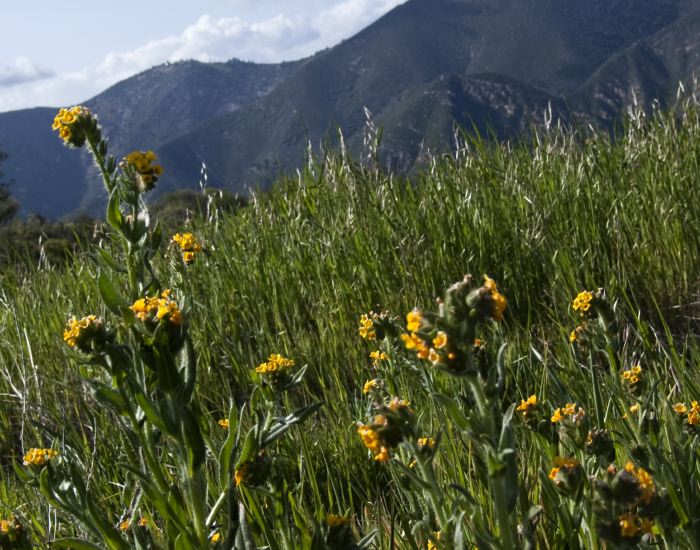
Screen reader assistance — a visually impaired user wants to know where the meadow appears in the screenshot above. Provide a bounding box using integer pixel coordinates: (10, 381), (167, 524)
(0, 97), (699, 549)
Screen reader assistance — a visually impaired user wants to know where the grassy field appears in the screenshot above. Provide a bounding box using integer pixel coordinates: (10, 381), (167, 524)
(0, 99), (699, 549)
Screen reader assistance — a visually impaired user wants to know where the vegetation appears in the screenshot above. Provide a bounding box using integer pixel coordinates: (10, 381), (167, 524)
(0, 97), (699, 549)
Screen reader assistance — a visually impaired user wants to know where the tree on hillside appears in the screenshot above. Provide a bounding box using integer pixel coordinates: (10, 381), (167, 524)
(0, 146), (19, 224)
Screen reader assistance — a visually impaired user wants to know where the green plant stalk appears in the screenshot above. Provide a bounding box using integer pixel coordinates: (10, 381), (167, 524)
(465, 375), (515, 548)
(415, 452), (449, 529)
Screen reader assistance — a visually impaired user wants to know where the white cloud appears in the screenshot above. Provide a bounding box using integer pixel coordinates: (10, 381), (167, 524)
(0, 57), (54, 87)
(0, 0), (407, 112)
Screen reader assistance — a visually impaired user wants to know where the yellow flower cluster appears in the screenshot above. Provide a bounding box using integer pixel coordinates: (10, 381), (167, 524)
(52, 106), (90, 146)
(622, 365), (642, 385)
(359, 313), (377, 341)
(618, 513), (653, 538)
(548, 456), (580, 484)
(516, 394), (537, 419)
(482, 275), (507, 321)
(218, 418), (230, 429)
(401, 311), (456, 366)
(363, 379), (380, 394)
(572, 290), (594, 314)
(172, 232), (202, 264)
(427, 531), (441, 550)
(624, 461), (655, 504)
(123, 150), (163, 190)
(210, 531), (222, 543)
(119, 519), (131, 531)
(129, 290), (182, 325)
(569, 324), (586, 343)
(673, 400), (700, 426)
(326, 514), (351, 527)
(256, 353), (295, 375)
(63, 315), (100, 348)
(417, 437), (435, 450)
(234, 462), (248, 486)
(23, 448), (58, 467)
(357, 424), (390, 462)
(370, 350), (389, 366)
(551, 402), (585, 423)
(0, 518), (21, 535)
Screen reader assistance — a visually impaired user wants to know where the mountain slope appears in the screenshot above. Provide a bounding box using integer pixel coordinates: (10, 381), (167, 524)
(0, 59), (302, 216)
(1, 0), (699, 218)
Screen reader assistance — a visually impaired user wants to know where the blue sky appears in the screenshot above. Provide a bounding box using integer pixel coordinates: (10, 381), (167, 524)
(0, 0), (405, 112)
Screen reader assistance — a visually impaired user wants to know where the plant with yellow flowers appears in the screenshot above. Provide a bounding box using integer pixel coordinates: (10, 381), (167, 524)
(17, 106), (323, 549)
(356, 274), (520, 548)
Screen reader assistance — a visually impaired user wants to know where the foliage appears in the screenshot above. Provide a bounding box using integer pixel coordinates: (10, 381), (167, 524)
(0, 98), (698, 548)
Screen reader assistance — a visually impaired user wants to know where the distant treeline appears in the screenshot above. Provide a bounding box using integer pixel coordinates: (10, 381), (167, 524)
(0, 183), (246, 270)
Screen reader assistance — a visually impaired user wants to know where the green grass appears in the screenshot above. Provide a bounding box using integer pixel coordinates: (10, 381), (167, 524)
(1, 99), (699, 548)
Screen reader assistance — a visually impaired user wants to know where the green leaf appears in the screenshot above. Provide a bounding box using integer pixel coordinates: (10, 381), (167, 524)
(261, 402), (324, 446)
(106, 187), (123, 232)
(219, 402), (240, 488)
(236, 429), (258, 468)
(90, 382), (129, 415)
(96, 248), (127, 273)
(180, 408), (206, 474)
(50, 539), (104, 549)
(98, 271), (129, 316)
(133, 391), (173, 435)
(178, 336), (197, 403)
(431, 393), (470, 431)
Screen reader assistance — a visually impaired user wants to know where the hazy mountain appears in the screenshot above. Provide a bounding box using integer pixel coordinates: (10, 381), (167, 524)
(1, 0), (698, 218)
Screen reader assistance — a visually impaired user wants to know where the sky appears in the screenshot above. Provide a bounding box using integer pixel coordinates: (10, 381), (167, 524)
(0, 0), (405, 112)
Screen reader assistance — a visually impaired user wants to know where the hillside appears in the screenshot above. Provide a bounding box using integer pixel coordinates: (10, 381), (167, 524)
(1, 0), (699, 217)
(0, 100), (699, 547)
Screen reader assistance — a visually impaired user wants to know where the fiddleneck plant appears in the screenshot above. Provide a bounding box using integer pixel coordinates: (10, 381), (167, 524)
(14, 106), (322, 549)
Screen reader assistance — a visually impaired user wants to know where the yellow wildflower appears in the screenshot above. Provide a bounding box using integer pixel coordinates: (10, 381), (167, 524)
(483, 275), (507, 321)
(123, 150), (163, 191)
(357, 424), (390, 462)
(432, 331), (447, 349)
(406, 310), (422, 332)
(256, 353), (295, 375)
(517, 394), (537, 417)
(619, 513), (640, 537)
(63, 314), (103, 350)
(218, 419), (230, 429)
(23, 448), (58, 467)
(234, 463), (248, 486)
(359, 314), (377, 341)
(138, 517), (149, 527)
(572, 290), (594, 314)
(551, 402), (577, 423)
(673, 402), (688, 414)
(417, 437), (435, 450)
(119, 519), (131, 531)
(52, 105), (91, 147)
(629, 403), (640, 414)
(326, 514), (351, 527)
(363, 379), (379, 394)
(210, 532), (221, 543)
(172, 232), (203, 264)
(370, 350), (389, 365)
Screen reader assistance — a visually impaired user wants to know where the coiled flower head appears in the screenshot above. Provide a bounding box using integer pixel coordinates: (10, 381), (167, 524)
(122, 150), (163, 191)
(52, 106), (92, 147)
(172, 232), (203, 264)
(63, 315), (110, 353)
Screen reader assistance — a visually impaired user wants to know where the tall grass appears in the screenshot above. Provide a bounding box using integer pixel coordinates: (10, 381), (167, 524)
(1, 98), (699, 547)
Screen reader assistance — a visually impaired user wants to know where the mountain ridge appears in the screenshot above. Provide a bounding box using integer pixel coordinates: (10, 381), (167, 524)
(1, 0), (698, 218)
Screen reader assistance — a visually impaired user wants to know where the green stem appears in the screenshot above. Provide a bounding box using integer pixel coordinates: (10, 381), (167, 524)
(86, 134), (114, 193)
(415, 451), (448, 529)
(466, 376), (515, 548)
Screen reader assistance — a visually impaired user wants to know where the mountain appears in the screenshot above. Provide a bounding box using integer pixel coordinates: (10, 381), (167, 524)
(1, 0), (699, 218)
